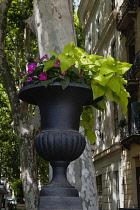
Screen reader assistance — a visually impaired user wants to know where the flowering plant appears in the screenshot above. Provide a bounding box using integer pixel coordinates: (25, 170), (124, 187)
(20, 42), (131, 143)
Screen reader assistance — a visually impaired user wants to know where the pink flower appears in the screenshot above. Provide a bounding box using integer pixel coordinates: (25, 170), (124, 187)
(39, 72), (47, 81)
(20, 86), (24, 89)
(33, 76), (38, 78)
(79, 72), (83, 77)
(26, 77), (32, 82)
(20, 72), (26, 76)
(61, 71), (67, 76)
(55, 60), (60, 67)
(28, 63), (37, 71)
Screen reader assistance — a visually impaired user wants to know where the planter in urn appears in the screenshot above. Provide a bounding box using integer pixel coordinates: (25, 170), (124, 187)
(19, 42), (131, 209)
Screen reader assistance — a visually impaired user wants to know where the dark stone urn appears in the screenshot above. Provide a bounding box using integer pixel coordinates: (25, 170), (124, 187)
(19, 82), (93, 210)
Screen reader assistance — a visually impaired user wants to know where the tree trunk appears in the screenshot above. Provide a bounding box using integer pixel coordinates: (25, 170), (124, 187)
(32, 0), (98, 209)
(33, 0), (76, 55)
(0, 1), (39, 209)
(67, 140), (99, 210)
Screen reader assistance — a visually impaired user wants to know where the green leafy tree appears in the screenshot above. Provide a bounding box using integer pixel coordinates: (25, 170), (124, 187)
(0, 84), (20, 182)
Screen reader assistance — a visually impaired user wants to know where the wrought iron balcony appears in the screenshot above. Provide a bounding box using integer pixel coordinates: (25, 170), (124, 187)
(124, 50), (140, 80)
(116, 0), (140, 33)
(120, 102), (140, 149)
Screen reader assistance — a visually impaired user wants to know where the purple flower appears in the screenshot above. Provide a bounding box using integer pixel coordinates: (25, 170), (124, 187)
(28, 63), (37, 71)
(20, 72), (26, 76)
(39, 72), (47, 81)
(28, 69), (33, 74)
(33, 76), (38, 78)
(26, 77), (32, 82)
(55, 60), (60, 67)
(61, 71), (67, 76)
(43, 54), (48, 59)
(20, 86), (24, 89)
(79, 72), (83, 77)
(39, 54), (48, 61)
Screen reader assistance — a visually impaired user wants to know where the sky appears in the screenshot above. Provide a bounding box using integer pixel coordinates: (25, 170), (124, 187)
(74, 0), (81, 10)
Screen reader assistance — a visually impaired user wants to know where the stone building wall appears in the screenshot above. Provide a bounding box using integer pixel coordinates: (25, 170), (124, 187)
(78, 0), (140, 209)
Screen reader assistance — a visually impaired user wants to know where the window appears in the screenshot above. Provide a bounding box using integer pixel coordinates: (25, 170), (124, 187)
(114, 102), (118, 136)
(96, 174), (102, 210)
(96, 13), (100, 40)
(128, 40), (135, 64)
(96, 174), (102, 195)
(115, 171), (120, 209)
(111, 0), (115, 11)
(111, 40), (116, 58)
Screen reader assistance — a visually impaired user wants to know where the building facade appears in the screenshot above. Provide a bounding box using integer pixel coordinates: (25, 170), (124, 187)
(78, 0), (140, 209)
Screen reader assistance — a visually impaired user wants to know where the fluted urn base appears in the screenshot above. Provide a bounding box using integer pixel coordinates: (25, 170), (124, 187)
(35, 130), (85, 209)
(38, 161), (82, 210)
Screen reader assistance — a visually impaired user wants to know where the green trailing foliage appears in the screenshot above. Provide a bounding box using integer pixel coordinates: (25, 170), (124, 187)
(20, 42), (132, 144)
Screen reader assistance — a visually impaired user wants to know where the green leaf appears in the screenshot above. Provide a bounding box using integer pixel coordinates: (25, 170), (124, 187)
(63, 41), (75, 55)
(70, 67), (80, 75)
(106, 55), (116, 65)
(48, 51), (58, 57)
(107, 75), (120, 95)
(99, 62), (116, 74)
(60, 76), (70, 89)
(85, 129), (96, 144)
(95, 60), (102, 66)
(96, 100), (106, 111)
(105, 87), (117, 102)
(94, 73), (113, 86)
(82, 112), (91, 122)
(80, 120), (91, 129)
(43, 60), (55, 71)
(116, 62), (132, 74)
(40, 79), (52, 87)
(58, 54), (75, 72)
(119, 89), (129, 115)
(91, 84), (105, 99)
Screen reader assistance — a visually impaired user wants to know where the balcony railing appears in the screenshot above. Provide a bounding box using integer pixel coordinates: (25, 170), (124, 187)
(120, 102), (140, 148)
(120, 119), (140, 139)
(124, 50), (140, 80)
(116, 0), (139, 32)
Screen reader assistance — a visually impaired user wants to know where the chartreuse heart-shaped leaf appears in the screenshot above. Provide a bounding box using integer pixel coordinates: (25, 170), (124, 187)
(58, 54), (75, 72)
(43, 60), (55, 71)
(115, 62), (132, 74)
(106, 54), (116, 65)
(94, 73), (114, 86)
(119, 89), (130, 115)
(63, 41), (75, 55)
(80, 105), (96, 144)
(85, 129), (96, 144)
(107, 75), (121, 95)
(99, 62), (116, 74)
(104, 86), (118, 103)
(48, 51), (58, 57)
(91, 84), (105, 99)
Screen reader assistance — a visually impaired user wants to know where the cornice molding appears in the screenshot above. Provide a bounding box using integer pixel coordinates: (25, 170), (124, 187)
(93, 142), (121, 164)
